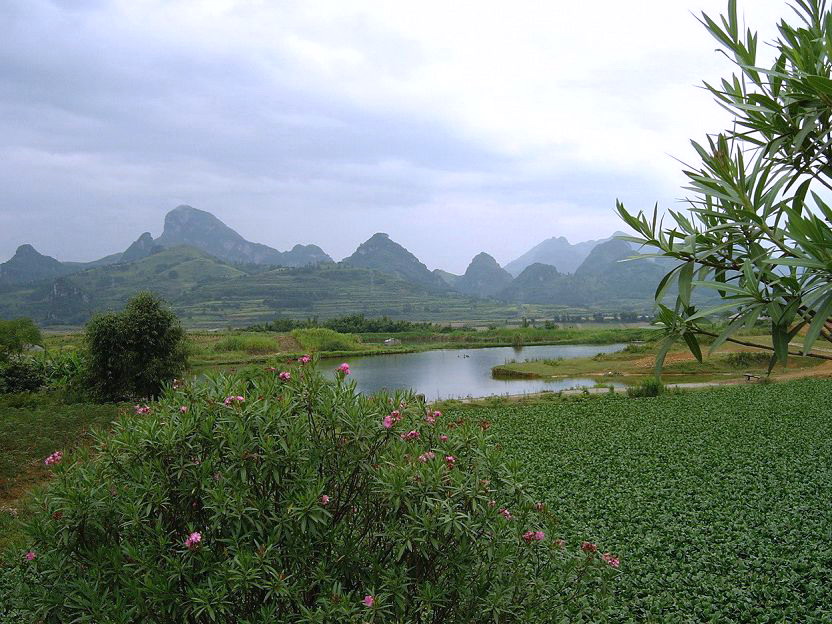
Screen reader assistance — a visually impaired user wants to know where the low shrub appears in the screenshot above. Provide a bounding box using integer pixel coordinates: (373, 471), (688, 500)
(85, 292), (188, 401)
(291, 327), (360, 352)
(17, 362), (614, 622)
(0, 359), (46, 394)
(626, 378), (665, 398)
(725, 351), (772, 368)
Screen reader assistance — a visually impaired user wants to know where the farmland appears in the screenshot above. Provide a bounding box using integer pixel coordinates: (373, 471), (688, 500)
(446, 380), (832, 622)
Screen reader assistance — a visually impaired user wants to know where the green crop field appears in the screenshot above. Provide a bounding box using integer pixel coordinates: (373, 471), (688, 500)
(448, 380), (832, 622)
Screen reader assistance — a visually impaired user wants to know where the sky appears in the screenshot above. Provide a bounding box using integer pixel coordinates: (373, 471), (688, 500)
(0, 0), (790, 272)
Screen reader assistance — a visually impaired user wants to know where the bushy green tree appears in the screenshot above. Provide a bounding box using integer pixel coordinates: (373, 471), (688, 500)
(17, 362), (615, 622)
(85, 292), (187, 400)
(617, 0), (832, 372)
(0, 318), (41, 362)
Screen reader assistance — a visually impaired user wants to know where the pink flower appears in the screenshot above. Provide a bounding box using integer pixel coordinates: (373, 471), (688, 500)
(534, 531), (545, 541)
(184, 531), (202, 550)
(134, 405), (150, 415)
(534, 501), (544, 512)
(418, 451), (436, 462)
(522, 531), (545, 543)
(44, 451), (63, 466)
(337, 363), (351, 375)
(581, 541), (597, 553)
(400, 430), (420, 441)
(179, 406), (188, 413)
(24, 551), (36, 561)
(298, 355), (311, 364)
(321, 494), (330, 506)
(499, 507), (512, 520)
(362, 595), (375, 607)
(602, 552), (620, 568)
(223, 395), (245, 406)
(278, 371), (291, 381)
(382, 415), (394, 429)
(390, 410), (402, 422)
(439, 434), (449, 442)
(445, 455), (456, 468)
(425, 412), (436, 424)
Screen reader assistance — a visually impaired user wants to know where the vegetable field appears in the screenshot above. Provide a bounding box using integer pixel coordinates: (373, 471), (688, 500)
(459, 380), (832, 622)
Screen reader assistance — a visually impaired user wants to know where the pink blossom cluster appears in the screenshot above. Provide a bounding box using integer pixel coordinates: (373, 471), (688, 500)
(602, 552), (620, 568)
(581, 541), (598, 553)
(499, 507), (512, 520)
(418, 451), (436, 462)
(400, 430), (420, 441)
(425, 410), (441, 424)
(134, 405), (150, 415)
(439, 434), (448, 442)
(179, 406), (188, 413)
(522, 530), (545, 543)
(336, 363), (351, 375)
(24, 551), (36, 561)
(382, 410), (403, 429)
(321, 494), (330, 506)
(298, 355), (311, 364)
(444, 455), (456, 468)
(223, 395), (245, 405)
(184, 531), (202, 550)
(44, 450), (63, 466)
(278, 371), (291, 381)
(362, 595), (374, 607)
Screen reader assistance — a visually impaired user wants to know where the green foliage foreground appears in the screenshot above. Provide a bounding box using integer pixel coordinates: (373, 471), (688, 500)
(466, 379), (832, 623)
(6, 362), (613, 623)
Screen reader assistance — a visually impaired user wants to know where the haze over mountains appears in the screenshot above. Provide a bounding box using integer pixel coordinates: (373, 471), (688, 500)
(0, 206), (668, 326)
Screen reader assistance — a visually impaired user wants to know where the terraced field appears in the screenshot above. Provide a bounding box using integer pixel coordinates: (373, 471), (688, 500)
(452, 380), (832, 622)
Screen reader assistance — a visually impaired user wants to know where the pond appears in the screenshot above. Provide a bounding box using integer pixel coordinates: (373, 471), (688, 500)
(324, 343), (627, 401)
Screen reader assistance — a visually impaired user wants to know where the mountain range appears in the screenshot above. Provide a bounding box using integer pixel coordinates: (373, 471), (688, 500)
(0, 205), (670, 326)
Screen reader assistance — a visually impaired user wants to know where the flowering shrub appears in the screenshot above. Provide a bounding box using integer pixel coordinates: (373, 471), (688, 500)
(19, 360), (613, 622)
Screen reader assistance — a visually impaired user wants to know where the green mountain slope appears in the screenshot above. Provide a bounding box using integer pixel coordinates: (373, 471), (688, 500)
(342, 233), (447, 289)
(455, 253), (513, 298)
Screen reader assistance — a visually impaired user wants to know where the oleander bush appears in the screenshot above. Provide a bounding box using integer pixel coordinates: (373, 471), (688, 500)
(16, 360), (614, 623)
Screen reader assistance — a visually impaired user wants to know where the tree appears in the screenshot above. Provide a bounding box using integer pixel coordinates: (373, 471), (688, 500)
(0, 318), (42, 362)
(85, 292), (187, 400)
(617, 0), (832, 373)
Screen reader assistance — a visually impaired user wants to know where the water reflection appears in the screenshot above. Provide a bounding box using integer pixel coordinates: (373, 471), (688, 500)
(325, 344), (626, 401)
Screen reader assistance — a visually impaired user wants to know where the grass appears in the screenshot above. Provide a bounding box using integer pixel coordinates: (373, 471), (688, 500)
(492, 341), (825, 385)
(449, 380), (832, 622)
(0, 393), (123, 555)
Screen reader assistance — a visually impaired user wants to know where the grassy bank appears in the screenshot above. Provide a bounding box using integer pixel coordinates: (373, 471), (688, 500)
(43, 326), (662, 369)
(449, 380), (832, 622)
(0, 394), (124, 555)
(492, 340), (825, 385)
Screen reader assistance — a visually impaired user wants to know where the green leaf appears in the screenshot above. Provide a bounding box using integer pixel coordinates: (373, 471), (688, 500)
(682, 332), (703, 363)
(678, 261), (695, 307)
(803, 291), (832, 354)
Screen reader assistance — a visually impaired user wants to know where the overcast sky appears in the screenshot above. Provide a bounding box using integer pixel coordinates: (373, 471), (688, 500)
(0, 0), (789, 272)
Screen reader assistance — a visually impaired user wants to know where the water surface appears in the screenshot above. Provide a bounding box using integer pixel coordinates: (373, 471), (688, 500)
(326, 344), (626, 401)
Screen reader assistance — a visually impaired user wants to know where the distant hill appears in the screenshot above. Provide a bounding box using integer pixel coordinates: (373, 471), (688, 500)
(498, 263), (569, 303)
(505, 236), (603, 276)
(454, 253), (513, 298)
(433, 269), (461, 287)
(498, 241), (668, 306)
(155, 205), (333, 267)
(120, 232), (163, 263)
(342, 233), (447, 289)
(0, 245), (74, 285)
